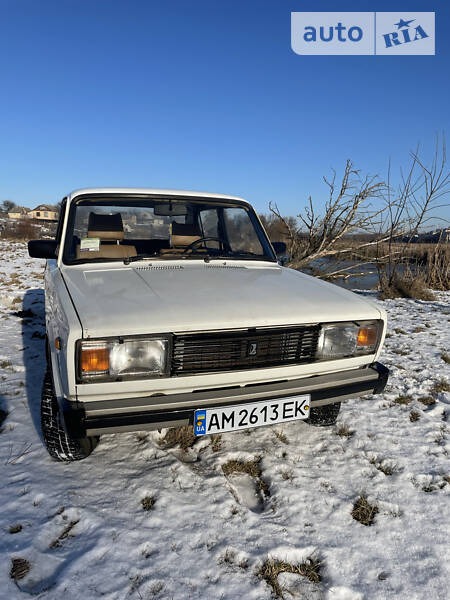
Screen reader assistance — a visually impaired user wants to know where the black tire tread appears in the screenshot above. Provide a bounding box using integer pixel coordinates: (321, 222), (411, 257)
(41, 369), (98, 461)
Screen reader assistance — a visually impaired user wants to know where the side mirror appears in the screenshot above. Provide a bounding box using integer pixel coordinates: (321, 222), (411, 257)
(271, 241), (289, 265)
(28, 240), (58, 259)
(272, 241), (287, 255)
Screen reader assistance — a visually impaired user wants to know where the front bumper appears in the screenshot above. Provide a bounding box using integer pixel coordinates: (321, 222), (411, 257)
(64, 362), (389, 437)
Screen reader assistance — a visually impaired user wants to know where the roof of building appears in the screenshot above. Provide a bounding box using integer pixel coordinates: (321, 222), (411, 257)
(30, 204), (56, 212)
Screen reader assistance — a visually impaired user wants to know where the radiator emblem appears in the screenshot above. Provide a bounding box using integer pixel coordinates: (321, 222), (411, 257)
(248, 342), (258, 356)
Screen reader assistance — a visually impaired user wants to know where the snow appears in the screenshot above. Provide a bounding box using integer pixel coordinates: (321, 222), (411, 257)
(1, 240), (449, 599)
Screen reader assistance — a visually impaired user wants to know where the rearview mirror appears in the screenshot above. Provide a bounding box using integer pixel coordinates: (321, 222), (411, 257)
(154, 203), (188, 217)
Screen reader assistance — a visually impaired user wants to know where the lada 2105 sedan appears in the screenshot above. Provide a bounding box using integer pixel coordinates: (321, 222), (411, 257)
(28, 188), (389, 461)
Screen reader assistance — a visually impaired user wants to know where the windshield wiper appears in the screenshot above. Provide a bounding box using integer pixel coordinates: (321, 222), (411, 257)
(123, 254), (156, 265)
(210, 251), (268, 260)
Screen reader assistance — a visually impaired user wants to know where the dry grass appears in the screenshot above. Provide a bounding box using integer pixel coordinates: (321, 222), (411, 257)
(351, 495), (379, 526)
(159, 426), (197, 452)
(379, 276), (435, 301)
(10, 557), (31, 581)
(9, 524), (22, 534)
(281, 469), (294, 481)
(441, 353), (450, 364)
(418, 395), (436, 407)
(218, 548), (249, 570)
(369, 458), (397, 476)
(394, 395), (413, 405)
(392, 348), (411, 356)
(431, 379), (450, 394)
(141, 495), (156, 511)
(49, 519), (79, 549)
(335, 423), (355, 438)
(210, 434), (223, 452)
(273, 429), (289, 444)
(409, 410), (421, 422)
(222, 458), (269, 497)
(257, 556), (322, 598)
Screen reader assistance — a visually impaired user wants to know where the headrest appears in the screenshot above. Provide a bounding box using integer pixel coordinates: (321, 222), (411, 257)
(170, 222), (201, 247)
(88, 212), (124, 241)
(171, 222), (201, 237)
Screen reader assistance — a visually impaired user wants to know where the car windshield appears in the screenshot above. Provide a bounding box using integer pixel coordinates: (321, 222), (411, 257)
(63, 196), (276, 263)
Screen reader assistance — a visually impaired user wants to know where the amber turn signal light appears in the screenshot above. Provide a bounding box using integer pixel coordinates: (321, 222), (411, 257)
(357, 326), (378, 347)
(80, 347), (109, 373)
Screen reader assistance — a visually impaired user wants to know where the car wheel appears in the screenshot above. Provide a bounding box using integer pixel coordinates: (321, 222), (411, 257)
(41, 368), (98, 461)
(306, 402), (341, 427)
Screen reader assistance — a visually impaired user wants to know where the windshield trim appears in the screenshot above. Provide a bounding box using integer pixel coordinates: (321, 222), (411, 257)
(62, 194), (277, 266)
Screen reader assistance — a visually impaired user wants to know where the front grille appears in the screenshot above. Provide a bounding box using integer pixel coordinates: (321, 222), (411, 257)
(172, 326), (320, 375)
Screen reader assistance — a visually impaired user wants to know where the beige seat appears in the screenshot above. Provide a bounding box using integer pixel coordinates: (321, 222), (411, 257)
(160, 222), (202, 254)
(76, 213), (137, 260)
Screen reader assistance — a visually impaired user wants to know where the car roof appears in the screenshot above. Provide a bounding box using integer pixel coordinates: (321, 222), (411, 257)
(66, 188), (251, 206)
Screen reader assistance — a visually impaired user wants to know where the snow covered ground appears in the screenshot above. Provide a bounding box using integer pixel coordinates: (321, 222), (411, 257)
(1, 241), (449, 600)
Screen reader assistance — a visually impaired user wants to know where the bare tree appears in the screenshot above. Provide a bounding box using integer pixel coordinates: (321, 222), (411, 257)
(270, 160), (385, 267)
(268, 137), (450, 293)
(378, 137), (449, 290)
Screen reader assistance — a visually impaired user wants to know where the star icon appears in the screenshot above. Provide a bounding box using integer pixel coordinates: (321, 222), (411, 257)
(395, 18), (415, 29)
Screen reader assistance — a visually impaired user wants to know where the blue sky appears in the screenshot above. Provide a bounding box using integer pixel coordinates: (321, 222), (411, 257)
(0, 0), (448, 223)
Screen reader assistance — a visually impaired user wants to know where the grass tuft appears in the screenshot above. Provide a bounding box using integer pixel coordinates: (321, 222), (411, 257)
(218, 548), (249, 570)
(418, 395), (436, 407)
(394, 395), (413, 405)
(159, 426), (196, 452)
(9, 524), (22, 534)
(141, 495), (156, 511)
(281, 469), (294, 481)
(210, 434), (223, 452)
(379, 276), (435, 301)
(10, 557), (30, 581)
(351, 495), (379, 526)
(222, 458), (269, 497)
(409, 410), (421, 422)
(431, 379), (450, 394)
(441, 353), (450, 365)
(369, 458), (397, 476)
(273, 430), (289, 444)
(49, 520), (79, 549)
(335, 423), (355, 438)
(257, 556), (322, 598)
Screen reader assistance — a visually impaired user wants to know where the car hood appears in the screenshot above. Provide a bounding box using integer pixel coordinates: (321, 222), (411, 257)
(62, 261), (383, 337)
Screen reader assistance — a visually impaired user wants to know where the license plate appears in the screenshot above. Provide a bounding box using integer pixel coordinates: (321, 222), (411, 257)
(193, 395), (310, 436)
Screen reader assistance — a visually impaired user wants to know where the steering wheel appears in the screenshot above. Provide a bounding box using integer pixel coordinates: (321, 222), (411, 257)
(182, 236), (225, 254)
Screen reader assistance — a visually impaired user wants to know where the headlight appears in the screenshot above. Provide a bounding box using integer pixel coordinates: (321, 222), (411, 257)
(77, 336), (169, 382)
(316, 321), (382, 360)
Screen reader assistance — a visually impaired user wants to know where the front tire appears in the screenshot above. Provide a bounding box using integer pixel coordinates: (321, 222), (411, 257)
(41, 368), (98, 461)
(306, 402), (341, 427)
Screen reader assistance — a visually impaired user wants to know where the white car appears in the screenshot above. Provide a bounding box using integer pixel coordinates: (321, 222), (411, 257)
(28, 188), (389, 461)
